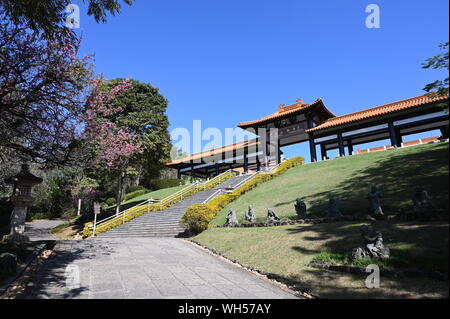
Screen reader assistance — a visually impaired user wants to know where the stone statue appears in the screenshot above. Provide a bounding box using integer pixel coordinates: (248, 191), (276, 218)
(351, 225), (390, 260)
(367, 186), (383, 216)
(412, 186), (434, 213)
(294, 198), (307, 219)
(266, 209), (280, 224)
(225, 209), (239, 226)
(245, 205), (256, 223)
(325, 196), (343, 218)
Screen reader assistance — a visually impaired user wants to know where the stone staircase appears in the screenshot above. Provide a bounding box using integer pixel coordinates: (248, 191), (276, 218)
(96, 174), (252, 238)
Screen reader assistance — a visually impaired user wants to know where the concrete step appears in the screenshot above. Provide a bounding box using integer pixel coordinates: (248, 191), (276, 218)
(98, 174), (252, 238)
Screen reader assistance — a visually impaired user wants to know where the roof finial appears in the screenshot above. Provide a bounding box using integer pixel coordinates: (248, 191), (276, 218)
(278, 104), (285, 111)
(296, 99), (304, 105)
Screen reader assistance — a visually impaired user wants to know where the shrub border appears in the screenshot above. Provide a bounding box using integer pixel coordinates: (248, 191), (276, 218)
(180, 157), (305, 234)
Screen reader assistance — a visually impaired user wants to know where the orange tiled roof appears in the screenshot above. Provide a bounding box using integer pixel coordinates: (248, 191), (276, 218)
(306, 94), (448, 133)
(237, 98), (335, 128)
(166, 139), (260, 166)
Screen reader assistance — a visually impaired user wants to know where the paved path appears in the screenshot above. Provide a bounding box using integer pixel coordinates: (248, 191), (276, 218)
(24, 220), (65, 241)
(29, 238), (299, 299)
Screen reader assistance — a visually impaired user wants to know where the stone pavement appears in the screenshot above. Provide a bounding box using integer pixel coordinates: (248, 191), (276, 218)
(24, 220), (66, 241)
(28, 238), (299, 299)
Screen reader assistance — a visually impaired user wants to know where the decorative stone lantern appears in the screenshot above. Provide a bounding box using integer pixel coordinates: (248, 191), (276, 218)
(3, 164), (43, 242)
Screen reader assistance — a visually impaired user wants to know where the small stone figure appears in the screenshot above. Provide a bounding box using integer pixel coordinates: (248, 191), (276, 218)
(225, 209), (239, 226)
(294, 198), (308, 219)
(245, 205), (256, 223)
(412, 186), (434, 213)
(325, 196), (343, 218)
(351, 225), (390, 260)
(367, 186), (383, 216)
(266, 209), (280, 224)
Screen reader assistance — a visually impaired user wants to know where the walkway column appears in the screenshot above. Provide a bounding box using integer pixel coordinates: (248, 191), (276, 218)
(276, 137), (281, 164)
(347, 140), (354, 155)
(190, 166), (196, 181)
(337, 132), (345, 157)
(440, 125), (449, 139)
(177, 169), (181, 179)
(215, 163), (219, 176)
(308, 135), (317, 162)
(388, 121), (399, 148)
(307, 118), (317, 162)
(320, 144), (327, 160)
(243, 145), (249, 172)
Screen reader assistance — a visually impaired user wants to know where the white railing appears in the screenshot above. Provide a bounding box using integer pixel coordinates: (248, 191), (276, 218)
(201, 172), (260, 204)
(89, 170), (237, 236)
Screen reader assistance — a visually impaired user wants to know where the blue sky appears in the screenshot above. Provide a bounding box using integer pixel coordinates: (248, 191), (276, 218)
(75, 0), (449, 161)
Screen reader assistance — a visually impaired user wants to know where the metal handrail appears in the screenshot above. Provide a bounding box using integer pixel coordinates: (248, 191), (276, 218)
(198, 169), (235, 191)
(90, 170), (237, 235)
(230, 173), (258, 190)
(201, 172), (259, 204)
(201, 189), (224, 204)
(94, 197), (160, 227)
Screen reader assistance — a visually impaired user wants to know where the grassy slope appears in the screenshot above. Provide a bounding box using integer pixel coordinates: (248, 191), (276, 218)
(195, 221), (449, 298)
(195, 142), (449, 298)
(212, 142), (449, 225)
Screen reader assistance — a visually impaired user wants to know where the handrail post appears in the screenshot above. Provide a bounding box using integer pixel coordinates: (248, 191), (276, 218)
(92, 212), (97, 237)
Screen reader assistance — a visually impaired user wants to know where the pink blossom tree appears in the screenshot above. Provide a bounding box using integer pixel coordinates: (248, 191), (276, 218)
(83, 77), (143, 215)
(0, 16), (95, 167)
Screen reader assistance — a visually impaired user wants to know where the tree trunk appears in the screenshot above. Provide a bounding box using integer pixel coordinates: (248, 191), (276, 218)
(115, 171), (125, 216)
(77, 198), (82, 216)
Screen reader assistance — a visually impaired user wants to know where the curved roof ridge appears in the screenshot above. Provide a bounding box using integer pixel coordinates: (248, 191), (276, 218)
(307, 94), (448, 133)
(237, 98), (334, 127)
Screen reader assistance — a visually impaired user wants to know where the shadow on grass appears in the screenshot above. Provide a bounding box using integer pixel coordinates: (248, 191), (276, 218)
(274, 143), (449, 218)
(286, 220), (449, 273)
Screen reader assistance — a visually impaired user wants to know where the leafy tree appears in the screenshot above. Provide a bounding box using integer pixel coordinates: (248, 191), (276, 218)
(0, 16), (94, 167)
(83, 78), (143, 215)
(0, 0), (134, 37)
(160, 146), (189, 179)
(422, 42), (449, 110)
(104, 79), (172, 186)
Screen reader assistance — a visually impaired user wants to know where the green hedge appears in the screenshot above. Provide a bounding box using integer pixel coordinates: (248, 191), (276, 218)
(105, 197), (116, 206)
(180, 204), (215, 234)
(180, 157), (304, 233)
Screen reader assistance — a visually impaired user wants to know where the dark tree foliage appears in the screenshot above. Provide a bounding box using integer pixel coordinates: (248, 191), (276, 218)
(422, 42), (449, 99)
(105, 79), (172, 183)
(0, 0), (134, 37)
(0, 17), (93, 167)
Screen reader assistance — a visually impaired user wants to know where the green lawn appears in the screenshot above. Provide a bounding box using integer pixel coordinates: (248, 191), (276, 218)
(195, 142), (449, 298)
(212, 142), (449, 225)
(194, 220), (449, 298)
